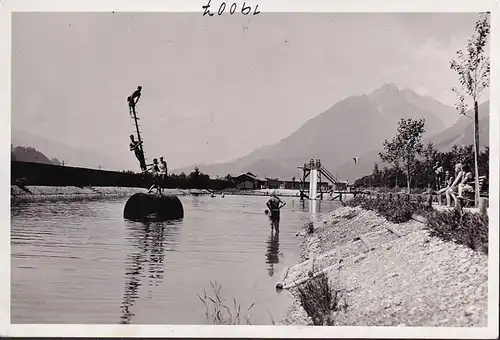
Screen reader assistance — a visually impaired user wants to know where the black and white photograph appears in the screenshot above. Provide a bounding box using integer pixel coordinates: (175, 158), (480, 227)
(1, 0), (499, 338)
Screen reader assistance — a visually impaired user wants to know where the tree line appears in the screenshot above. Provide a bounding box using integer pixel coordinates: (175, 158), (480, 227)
(164, 167), (235, 190)
(122, 167), (236, 190)
(354, 142), (489, 193)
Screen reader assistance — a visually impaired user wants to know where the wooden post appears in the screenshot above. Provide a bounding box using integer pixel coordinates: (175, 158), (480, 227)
(473, 100), (480, 207)
(478, 197), (488, 216)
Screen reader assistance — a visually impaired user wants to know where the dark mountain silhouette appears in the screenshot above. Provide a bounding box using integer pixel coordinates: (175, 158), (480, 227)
(173, 83), (459, 179)
(334, 100), (490, 179)
(11, 128), (124, 170)
(11, 145), (61, 165)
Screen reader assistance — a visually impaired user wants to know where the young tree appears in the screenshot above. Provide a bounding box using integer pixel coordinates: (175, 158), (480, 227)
(372, 163), (382, 187)
(450, 144), (474, 171)
(379, 118), (426, 194)
(421, 142), (439, 189)
(450, 12), (490, 207)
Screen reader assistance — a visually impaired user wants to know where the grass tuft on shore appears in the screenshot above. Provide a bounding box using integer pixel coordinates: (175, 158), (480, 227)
(297, 272), (348, 326)
(197, 280), (255, 325)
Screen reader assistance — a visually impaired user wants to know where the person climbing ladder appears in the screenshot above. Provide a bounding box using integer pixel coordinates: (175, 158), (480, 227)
(127, 86), (142, 117)
(129, 134), (146, 171)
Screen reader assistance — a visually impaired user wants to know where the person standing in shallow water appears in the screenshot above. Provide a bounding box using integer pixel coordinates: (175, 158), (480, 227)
(266, 195), (286, 232)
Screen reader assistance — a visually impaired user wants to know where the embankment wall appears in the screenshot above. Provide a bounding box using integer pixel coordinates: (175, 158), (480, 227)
(12, 161), (145, 187)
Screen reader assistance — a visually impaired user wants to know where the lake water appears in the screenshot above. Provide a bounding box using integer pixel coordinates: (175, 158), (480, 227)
(11, 194), (341, 324)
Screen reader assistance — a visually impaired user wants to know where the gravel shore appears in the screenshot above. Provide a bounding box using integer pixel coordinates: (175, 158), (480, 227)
(280, 206), (488, 327)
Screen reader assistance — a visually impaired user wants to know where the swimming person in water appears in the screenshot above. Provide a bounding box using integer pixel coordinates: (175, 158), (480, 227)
(266, 195), (286, 232)
(144, 158), (162, 195)
(129, 135), (146, 171)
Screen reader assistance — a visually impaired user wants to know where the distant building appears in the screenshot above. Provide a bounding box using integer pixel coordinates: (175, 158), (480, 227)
(234, 172), (331, 191)
(234, 172), (266, 190)
(332, 180), (349, 192)
(281, 179), (329, 191)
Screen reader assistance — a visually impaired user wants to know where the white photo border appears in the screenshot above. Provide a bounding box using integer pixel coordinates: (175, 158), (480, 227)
(1, 0), (498, 338)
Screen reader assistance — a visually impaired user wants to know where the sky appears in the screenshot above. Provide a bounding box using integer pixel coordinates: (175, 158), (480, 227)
(11, 12), (488, 171)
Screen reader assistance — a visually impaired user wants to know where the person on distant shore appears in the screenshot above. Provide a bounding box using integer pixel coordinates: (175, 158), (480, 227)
(127, 86), (142, 116)
(144, 158), (162, 195)
(266, 195), (286, 232)
(159, 156), (168, 186)
(446, 163), (465, 208)
(458, 171), (474, 199)
(129, 135), (146, 171)
(436, 170), (452, 206)
(433, 162), (444, 191)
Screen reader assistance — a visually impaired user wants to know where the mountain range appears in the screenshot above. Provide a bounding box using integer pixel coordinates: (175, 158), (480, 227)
(11, 128), (123, 170)
(12, 83), (489, 180)
(173, 83), (489, 180)
(333, 100), (490, 180)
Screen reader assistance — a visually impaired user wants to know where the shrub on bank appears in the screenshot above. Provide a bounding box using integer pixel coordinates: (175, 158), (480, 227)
(345, 196), (488, 254)
(344, 196), (431, 223)
(297, 272), (348, 326)
(305, 221), (315, 234)
(426, 209), (488, 254)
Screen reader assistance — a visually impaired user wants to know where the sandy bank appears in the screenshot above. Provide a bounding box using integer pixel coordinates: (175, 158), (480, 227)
(10, 186), (211, 203)
(280, 206), (488, 327)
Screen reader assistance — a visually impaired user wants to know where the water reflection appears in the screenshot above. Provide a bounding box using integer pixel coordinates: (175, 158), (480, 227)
(265, 230), (280, 277)
(120, 220), (181, 324)
(12, 195), (341, 324)
(191, 196), (205, 208)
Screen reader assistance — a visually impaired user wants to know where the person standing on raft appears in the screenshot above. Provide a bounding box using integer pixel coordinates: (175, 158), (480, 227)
(159, 156), (168, 186)
(266, 195), (286, 232)
(144, 158), (162, 195)
(129, 134), (146, 171)
(127, 86), (142, 117)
